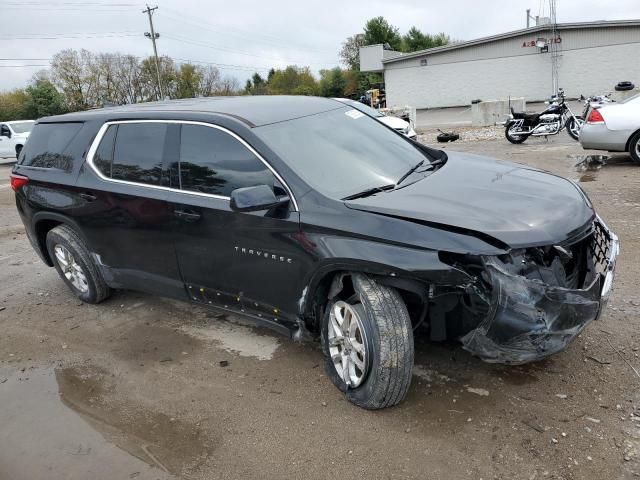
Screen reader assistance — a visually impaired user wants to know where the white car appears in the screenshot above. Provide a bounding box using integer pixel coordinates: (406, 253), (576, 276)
(0, 120), (36, 159)
(580, 93), (640, 163)
(334, 98), (417, 139)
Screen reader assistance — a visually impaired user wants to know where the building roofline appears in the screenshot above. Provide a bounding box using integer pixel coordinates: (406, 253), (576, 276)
(382, 19), (640, 63)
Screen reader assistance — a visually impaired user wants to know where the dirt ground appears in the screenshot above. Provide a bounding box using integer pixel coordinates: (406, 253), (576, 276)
(1, 132), (639, 480)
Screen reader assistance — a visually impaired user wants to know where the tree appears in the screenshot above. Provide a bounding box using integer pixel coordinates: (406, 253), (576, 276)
(402, 27), (450, 52)
(363, 17), (402, 51)
(198, 65), (221, 97)
(268, 66), (318, 95)
(339, 34), (365, 70)
(175, 63), (203, 98)
(24, 80), (66, 118)
(319, 68), (347, 98)
(0, 89), (29, 121)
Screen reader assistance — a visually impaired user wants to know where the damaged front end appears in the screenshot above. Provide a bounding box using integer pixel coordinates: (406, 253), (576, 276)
(458, 216), (619, 364)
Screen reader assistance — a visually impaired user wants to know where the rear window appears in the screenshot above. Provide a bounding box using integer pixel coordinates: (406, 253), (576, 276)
(20, 123), (83, 171)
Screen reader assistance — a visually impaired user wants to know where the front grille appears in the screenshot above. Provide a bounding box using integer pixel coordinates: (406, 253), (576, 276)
(591, 218), (614, 275)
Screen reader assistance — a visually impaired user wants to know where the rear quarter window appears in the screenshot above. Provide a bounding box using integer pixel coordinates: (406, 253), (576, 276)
(19, 123), (83, 171)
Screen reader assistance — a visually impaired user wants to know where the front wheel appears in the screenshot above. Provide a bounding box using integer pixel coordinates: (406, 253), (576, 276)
(15, 144), (22, 158)
(321, 273), (414, 409)
(505, 122), (527, 144)
(566, 116), (583, 141)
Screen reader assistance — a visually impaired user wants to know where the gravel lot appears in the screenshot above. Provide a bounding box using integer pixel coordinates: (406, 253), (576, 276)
(1, 132), (639, 480)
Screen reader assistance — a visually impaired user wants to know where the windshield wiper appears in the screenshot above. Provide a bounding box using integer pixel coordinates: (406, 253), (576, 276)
(396, 158), (446, 186)
(396, 160), (425, 186)
(342, 184), (395, 200)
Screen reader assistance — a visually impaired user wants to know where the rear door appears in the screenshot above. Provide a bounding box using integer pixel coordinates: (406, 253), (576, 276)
(166, 122), (303, 328)
(74, 121), (184, 298)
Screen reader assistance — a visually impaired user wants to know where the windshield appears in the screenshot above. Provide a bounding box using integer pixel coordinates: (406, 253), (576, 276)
(255, 107), (430, 199)
(10, 121), (35, 134)
(337, 99), (384, 118)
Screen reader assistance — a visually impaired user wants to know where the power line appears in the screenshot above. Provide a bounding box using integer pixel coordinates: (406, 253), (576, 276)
(163, 33), (339, 67)
(0, 65), (49, 68)
(0, 33), (139, 40)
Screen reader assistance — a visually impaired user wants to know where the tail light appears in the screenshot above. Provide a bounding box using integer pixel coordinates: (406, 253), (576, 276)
(9, 173), (29, 191)
(587, 108), (605, 124)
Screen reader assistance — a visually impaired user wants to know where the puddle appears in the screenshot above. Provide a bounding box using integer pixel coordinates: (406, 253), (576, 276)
(0, 366), (214, 479)
(181, 317), (280, 361)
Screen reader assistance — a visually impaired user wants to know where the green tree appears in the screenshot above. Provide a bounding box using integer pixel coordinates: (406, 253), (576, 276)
(402, 27), (450, 52)
(363, 17), (402, 51)
(0, 89), (29, 121)
(319, 68), (347, 98)
(175, 63), (203, 98)
(339, 34), (365, 70)
(267, 66), (318, 95)
(24, 80), (66, 118)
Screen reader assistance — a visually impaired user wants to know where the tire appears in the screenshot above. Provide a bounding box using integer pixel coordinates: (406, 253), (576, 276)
(505, 122), (527, 144)
(629, 131), (640, 164)
(46, 224), (111, 304)
(321, 273), (414, 409)
(566, 116), (583, 141)
(15, 144), (22, 158)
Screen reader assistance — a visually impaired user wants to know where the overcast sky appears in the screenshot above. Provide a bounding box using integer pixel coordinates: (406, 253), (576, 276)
(2, 0), (640, 91)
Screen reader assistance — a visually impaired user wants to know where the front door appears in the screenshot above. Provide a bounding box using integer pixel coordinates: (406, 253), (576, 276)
(166, 122), (305, 330)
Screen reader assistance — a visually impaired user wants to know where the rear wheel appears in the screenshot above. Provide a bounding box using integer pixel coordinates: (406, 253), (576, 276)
(566, 116), (583, 141)
(321, 273), (414, 409)
(505, 122), (527, 144)
(46, 224), (111, 304)
(630, 131), (640, 163)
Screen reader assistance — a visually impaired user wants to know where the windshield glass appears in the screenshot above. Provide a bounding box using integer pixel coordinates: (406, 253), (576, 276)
(10, 121), (35, 134)
(337, 99), (384, 118)
(255, 107), (429, 199)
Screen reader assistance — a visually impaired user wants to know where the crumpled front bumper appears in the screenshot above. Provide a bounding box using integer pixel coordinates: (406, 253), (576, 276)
(461, 216), (619, 364)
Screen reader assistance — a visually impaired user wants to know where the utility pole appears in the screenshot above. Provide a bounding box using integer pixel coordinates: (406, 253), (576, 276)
(143, 4), (164, 100)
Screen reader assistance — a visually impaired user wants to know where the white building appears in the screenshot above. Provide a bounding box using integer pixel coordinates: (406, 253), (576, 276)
(359, 20), (640, 109)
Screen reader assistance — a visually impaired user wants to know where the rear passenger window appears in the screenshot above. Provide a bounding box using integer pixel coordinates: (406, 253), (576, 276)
(178, 124), (274, 196)
(20, 123), (83, 171)
(111, 123), (166, 186)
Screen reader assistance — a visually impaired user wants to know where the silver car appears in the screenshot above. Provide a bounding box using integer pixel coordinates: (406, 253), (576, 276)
(580, 93), (640, 162)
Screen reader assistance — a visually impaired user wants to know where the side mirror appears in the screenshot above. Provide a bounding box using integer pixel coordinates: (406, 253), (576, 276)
(230, 184), (290, 212)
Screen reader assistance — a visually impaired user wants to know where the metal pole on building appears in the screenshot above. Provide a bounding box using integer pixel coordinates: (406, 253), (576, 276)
(526, 9), (531, 28)
(549, 0), (559, 94)
(143, 4), (164, 100)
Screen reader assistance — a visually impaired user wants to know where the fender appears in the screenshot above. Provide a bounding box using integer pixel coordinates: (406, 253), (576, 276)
(297, 234), (473, 320)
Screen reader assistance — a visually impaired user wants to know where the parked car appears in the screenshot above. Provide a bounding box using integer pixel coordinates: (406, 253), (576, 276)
(0, 120), (35, 159)
(11, 96), (618, 409)
(580, 93), (640, 162)
(334, 98), (417, 139)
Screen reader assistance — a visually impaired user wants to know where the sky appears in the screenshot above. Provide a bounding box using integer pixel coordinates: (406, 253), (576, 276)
(2, 0), (640, 91)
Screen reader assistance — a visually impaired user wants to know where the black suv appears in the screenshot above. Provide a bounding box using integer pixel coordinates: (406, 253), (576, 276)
(11, 96), (619, 409)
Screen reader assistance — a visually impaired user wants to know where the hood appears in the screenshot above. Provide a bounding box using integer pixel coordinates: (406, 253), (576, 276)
(379, 116), (410, 130)
(345, 152), (594, 248)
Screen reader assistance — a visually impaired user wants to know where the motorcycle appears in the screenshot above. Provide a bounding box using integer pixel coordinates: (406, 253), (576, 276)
(505, 89), (584, 144)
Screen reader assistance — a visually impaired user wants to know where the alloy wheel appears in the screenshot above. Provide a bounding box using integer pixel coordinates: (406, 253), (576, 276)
(54, 244), (89, 293)
(328, 300), (368, 387)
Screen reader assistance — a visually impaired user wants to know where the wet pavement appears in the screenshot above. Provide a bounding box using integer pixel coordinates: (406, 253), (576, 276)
(1, 133), (640, 479)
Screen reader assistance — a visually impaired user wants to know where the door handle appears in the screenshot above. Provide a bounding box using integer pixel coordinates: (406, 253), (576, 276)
(174, 209), (201, 222)
(78, 192), (97, 201)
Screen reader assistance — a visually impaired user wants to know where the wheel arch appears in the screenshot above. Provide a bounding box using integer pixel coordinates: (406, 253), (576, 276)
(624, 127), (640, 153)
(299, 264), (430, 334)
(31, 212), (88, 266)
